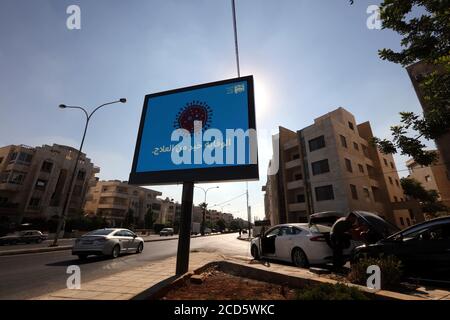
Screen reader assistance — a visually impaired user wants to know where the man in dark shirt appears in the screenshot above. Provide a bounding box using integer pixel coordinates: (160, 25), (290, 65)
(330, 213), (357, 268)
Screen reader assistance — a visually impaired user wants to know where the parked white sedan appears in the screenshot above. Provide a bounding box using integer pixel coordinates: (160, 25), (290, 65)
(250, 223), (335, 267)
(72, 228), (144, 260)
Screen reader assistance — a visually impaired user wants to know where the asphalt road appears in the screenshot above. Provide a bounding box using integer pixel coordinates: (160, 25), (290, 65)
(0, 233), (250, 300)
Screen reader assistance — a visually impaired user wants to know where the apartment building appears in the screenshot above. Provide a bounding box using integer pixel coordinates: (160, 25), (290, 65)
(83, 180), (162, 227)
(264, 107), (419, 228)
(406, 151), (450, 208)
(406, 61), (450, 174)
(0, 144), (99, 224)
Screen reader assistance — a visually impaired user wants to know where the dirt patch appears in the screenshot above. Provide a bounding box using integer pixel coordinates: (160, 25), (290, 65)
(162, 268), (297, 300)
(161, 267), (369, 300)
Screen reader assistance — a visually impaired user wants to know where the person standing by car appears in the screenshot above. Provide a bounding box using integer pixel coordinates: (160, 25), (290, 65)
(330, 214), (358, 268)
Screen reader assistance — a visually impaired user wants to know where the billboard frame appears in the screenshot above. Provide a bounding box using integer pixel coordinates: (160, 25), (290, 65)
(129, 75), (258, 185)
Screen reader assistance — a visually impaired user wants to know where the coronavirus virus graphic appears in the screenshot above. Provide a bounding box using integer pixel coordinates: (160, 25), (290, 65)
(173, 101), (213, 134)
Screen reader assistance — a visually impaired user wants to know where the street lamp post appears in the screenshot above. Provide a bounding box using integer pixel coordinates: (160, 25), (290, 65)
(194, 186), (219, 236)
(51, 98), (127, 246)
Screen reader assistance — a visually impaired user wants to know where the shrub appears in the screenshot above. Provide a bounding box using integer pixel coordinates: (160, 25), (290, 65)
(295, 283), (369, 300)
(348, 255), (403, 290)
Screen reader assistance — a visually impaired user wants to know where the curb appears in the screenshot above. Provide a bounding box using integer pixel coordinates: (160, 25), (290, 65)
(0, 245), (73, 256)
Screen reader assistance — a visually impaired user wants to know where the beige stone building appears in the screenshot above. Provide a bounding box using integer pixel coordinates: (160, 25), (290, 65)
(83, 180), (161, 227)
(264, 108), (421, 229)
(407, 61), (450, 174)
(0, 144), (99, 224)
(406, 151), (450, 209)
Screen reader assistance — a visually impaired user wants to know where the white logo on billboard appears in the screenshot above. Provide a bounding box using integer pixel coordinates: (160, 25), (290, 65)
(169, 121), (257, 165)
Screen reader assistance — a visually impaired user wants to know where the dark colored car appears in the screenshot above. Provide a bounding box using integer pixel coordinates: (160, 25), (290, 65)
(353, 216), (450, 279)
(0, 230), (48, 245)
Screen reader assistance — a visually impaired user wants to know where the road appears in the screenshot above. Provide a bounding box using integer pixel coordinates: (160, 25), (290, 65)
(0, 233), (250, 300)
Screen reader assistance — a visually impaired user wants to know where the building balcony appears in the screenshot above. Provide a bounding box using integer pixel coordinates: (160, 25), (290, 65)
(288, 202), (306, 212)
(285, 158), (302, 170)
(0, 182), (22, 192)
(97, 203), (128, 210)
(287, 180), (304, 190)
(99, 192), (129, 199)
(283, 139), (299, 150)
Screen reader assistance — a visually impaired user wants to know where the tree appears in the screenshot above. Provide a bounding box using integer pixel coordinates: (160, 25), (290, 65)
(216, 219), (226, 232)
(124, 209), (135, 229)
(199, 202), (207, 236)
(401, 177), (447, 218)
(144, 208), (156, 230)
(351, 0), (450, 167)
(229, 219), (241, 231)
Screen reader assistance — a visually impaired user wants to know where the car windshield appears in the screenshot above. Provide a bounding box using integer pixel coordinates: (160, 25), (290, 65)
(84, 229), (114, 236)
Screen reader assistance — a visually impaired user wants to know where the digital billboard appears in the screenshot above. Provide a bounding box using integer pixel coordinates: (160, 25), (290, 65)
(129, 76), (258, 185)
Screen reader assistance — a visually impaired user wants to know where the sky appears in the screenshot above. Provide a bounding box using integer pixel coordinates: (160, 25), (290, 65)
(0, 0), (432, 222)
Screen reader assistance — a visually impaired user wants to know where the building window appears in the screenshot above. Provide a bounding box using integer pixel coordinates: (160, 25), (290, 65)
(363, 187), (370, 199)
(73, 185), (83, 196)
(371, 186), (382, 202)
(296, 194), (305, 203)
(348, 121), (354, 130)
(311, 159), (330, 175)
(390, 162), (395, 169)
(0, 171), (10, 183)
(362, 145), (369, 158)
(9, 171), (26, 185)
(35, 179), (47, 190)
(294, 173), (303, 180)
(400, 217), (404, 226)
(0, 157), (3, 164)
(345, 158), (353, 173)
(41, 161), (53, 173)
(406, 218), (411, 226)
(425, 175), (432, 182)
(77, 170), (86, 181)
(388, 176), (393, 185)
(16, 152), (33, 165)
(315, 185), (334, 201)
(353, 142), (359, 151)
(367, 165), (376, 179)
(394, 196), (398, 202)
(340, 135), (347, 148)
(358, 164), (364, 174)
(292, 153), (300, 160)
(383, 158), (388, 166)
(395, 179), (400, 187)
(350, 184), (358, 200)
(29, 197), (40, 208)
(308, 136), (326, 152)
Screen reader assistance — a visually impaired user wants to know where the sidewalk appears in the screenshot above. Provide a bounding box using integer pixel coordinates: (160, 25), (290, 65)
(33, 251), (223, 300)
(32, 252), (450, 300)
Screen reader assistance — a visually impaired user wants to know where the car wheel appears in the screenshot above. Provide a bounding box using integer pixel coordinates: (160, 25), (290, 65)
(78, 254), (88, 260)
(111, 245), (120, 259)
(251, 245), (260, 260)
(292, 247), (309, 268)
(136, 242), (144, 254)
(36, 238), (43, 243)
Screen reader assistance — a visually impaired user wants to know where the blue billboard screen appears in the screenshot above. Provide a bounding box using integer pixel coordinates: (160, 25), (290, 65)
(129, 76), (258, 185)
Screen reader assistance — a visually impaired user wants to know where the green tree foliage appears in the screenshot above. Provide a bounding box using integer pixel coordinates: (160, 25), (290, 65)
(352, 0), (450, 166)
(144, 208), (156, 229)
(216, 219), (226, 232)
(401, 177), (447, 217)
